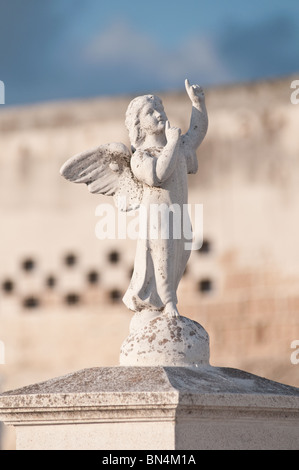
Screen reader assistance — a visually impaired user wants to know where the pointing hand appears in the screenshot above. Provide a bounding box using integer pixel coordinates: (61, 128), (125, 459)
(165, 120), (181, 143)
(185, 79), (205, 105)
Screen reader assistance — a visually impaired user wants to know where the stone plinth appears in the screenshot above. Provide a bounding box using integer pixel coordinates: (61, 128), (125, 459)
(0, 366), (299, 450)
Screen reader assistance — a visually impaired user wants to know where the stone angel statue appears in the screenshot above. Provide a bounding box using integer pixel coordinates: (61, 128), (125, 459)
(60, 79), (208, 320)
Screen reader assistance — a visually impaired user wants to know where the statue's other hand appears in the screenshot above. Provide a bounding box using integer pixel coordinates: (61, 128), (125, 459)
(165, 120), (181, 143)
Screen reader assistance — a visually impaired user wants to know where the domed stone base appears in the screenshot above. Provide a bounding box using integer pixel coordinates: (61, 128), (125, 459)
(119, 313), (210, 367)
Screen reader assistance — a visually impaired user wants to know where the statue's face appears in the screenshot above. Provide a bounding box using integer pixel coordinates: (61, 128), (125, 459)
(139, 101), (167, 135)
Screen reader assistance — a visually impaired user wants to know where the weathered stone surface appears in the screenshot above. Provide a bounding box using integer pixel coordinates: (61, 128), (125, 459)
(0, 366), (299, 449)
(0, 365), (298, 417)
(120, 315), (210, 366)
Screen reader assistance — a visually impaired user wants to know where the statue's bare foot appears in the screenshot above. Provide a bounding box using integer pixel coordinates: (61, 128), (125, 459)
(164, 302), (180, 318)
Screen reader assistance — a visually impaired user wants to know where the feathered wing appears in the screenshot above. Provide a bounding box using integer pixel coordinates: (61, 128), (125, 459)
(60, 142), (143, 211)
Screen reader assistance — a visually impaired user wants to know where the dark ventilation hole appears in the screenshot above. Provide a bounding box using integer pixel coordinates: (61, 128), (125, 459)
(109, 289), (122, 302)
(46, 276), (56, 289)
(22, 258), (35, 272)
(64, 253), (77, 267)
(108, 250), (120, 264)
(197, 239), (212, 255)
(23, 297), (40, 309)
(65, 293), (80, 306)
(2, 279), (15, 293)
(198, 278), (213, 294)
(87, 270), (99, 285)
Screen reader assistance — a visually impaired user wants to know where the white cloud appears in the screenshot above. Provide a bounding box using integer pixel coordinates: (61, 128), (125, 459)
(177, 35), (233, 85)
(82, 19), (233, 89)
(84, 20), (160, 65)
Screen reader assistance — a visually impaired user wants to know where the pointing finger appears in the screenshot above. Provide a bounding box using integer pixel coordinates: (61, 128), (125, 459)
(185, 79), (191, 92)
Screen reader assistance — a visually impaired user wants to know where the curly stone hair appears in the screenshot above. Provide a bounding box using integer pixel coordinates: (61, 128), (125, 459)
(125, 94), (164, 152)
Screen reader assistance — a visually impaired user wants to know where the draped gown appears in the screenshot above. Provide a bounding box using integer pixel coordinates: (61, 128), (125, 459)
(123, 141), (196, 312)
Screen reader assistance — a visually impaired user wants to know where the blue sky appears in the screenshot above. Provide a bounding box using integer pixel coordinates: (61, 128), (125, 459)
(1, 0), (299, 106)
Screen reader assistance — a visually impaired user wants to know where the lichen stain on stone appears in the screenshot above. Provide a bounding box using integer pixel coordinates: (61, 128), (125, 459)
(158, 338), (169, 346)
(148, 333), (156, 343)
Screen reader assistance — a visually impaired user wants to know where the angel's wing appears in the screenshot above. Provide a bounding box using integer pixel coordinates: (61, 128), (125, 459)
(60, 142), (143, 211)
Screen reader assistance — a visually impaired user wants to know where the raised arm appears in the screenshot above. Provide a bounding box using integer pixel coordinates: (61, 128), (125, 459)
(184, 79), (208, 149)
(181, 80), (208, 174)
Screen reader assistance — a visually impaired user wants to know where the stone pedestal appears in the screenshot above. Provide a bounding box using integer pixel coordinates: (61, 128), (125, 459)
(120, 315), (210, 366)
(0, 366), (299, 450)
